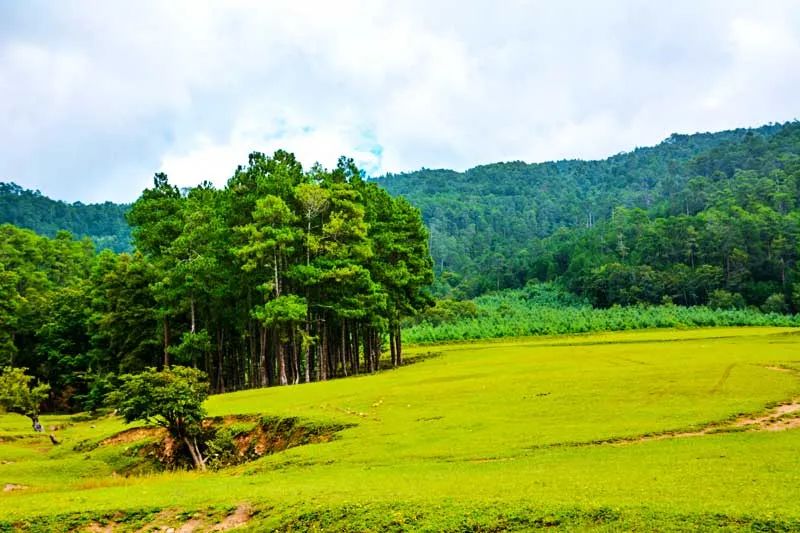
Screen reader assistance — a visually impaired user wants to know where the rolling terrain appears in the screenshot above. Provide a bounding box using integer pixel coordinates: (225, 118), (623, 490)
(2, 327), (800, 531)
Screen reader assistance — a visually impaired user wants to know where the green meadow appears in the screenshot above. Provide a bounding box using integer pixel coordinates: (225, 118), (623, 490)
(2, 327), (800, 531)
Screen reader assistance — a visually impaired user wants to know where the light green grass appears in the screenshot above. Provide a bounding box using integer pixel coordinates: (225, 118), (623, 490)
(2, 327), (800, 530)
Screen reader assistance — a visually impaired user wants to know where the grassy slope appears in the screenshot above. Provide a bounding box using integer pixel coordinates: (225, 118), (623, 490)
(2, 327), (800, 530)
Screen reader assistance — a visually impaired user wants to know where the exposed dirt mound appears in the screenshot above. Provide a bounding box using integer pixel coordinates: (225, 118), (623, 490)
(215, 415), (351, 468)
(97, 415), (350, 473)
(101, 427), (165, 446)
(211, 504), (252, 531)
(84, 523), (113, 533)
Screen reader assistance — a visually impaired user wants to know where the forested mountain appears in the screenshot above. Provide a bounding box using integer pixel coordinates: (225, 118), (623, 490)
(0, 182), (132, 252)
(530, 122), (800, 312)
(378, 122), (791, 297)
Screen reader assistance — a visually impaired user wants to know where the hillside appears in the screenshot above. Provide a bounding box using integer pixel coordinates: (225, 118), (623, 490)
(2, 328), (800, 530)
(377, 122), (794, 296)
(0, 182), (132, 252)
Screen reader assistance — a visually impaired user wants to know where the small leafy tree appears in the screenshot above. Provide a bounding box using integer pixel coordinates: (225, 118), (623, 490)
(107, 366), (209, 470)
(762, 293), (788, 314)
(707, 289), (746, 310)
(0, 367), (50, 432)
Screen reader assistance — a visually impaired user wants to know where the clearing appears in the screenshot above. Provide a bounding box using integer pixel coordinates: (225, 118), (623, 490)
(2, 327), (800, 531)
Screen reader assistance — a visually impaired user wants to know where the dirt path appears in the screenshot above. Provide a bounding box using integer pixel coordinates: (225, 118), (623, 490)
(503, 365), (800, 458)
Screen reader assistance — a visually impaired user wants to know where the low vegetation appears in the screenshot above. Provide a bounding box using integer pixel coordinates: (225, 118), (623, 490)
(404, 283), (800, 343)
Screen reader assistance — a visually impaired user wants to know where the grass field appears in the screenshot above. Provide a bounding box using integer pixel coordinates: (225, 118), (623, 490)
(2, 327), (800, 531)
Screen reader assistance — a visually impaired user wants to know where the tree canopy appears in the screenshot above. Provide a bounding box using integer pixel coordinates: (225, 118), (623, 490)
(108, 365), (209, 469)
(0, 182), (131, 253)
(0, 366), (50, 431)
(0, 152), (433, 410)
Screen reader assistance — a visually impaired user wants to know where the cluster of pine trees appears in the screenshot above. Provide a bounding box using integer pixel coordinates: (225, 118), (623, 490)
(0, 151), (432, 409)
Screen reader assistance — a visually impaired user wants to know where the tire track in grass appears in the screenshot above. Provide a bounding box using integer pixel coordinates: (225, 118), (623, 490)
(710, 363), (735, 394)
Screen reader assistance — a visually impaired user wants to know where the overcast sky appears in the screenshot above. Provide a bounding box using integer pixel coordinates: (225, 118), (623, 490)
(1, 1), (799, 203)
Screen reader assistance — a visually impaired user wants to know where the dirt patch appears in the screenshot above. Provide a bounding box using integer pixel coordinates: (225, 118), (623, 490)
(211, 504), (252, 531)
(3, 483), (27, 492)
(175, 518), (204, 532)
(227, 416), (349, 465)
(735, 400), (800, 431)
(765, 365), (793, 373)
(84, 523), (114, 533)
(101, 427), (165, 446)
(101, 505), (252, 533)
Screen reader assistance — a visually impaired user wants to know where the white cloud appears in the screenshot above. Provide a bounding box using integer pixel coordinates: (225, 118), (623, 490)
(0, 0), (799, 202)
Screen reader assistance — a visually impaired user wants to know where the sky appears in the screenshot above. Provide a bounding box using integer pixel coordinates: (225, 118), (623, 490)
(1, 1), (799, 203)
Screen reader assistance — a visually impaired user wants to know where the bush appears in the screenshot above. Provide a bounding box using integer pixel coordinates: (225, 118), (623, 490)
(761, 293), (788, 314)
(708, 289), (746, 310)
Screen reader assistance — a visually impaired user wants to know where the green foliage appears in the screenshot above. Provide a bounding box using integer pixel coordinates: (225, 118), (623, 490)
(762, 293), (788, 313)
(75, 372), (116, 413)
(404, 284), (800, 343)
(1, 150), (433, 406)
(379, 122), (800, 300)
(107, 366), (209, 439)
(708, 289), (746, 310)
(516, 124), (800, 310)
(253, 295), (308, 329)
(0, 367), (50, 426)
(0, 182), (131, 252)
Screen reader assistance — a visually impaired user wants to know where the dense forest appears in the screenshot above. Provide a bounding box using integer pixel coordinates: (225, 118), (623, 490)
(379, 122), (792, 298)
(0, 152), (432, 410)
(0, 182), (132, 252)
(527, 122), (800, 311)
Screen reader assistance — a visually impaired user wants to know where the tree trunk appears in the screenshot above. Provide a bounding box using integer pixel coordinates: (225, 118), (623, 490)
(190, 294), (196, 334)
(389, 326), (396, 367)
(216, 327), (225, 393)
(304, 322), (311, 383)
(352, 323), (359, 375)
(340, 324), (348, 377)
(163, 317), (170, 368)
(292, 332), (300, 385)
(182, 435), (206, 471)
(30, 414), (42, 433)
(259, 327), (268, 387)
(278, 340), (288, 386)
(319, 319), (327, 381)
(395, 324), (403, 366)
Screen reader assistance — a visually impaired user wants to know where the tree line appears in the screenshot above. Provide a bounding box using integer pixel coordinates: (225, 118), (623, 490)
(0, 151), (432, 410)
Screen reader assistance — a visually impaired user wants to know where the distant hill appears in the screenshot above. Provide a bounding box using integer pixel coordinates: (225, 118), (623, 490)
(0, 182), (132, 252)
(376, 122), (794, 296)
